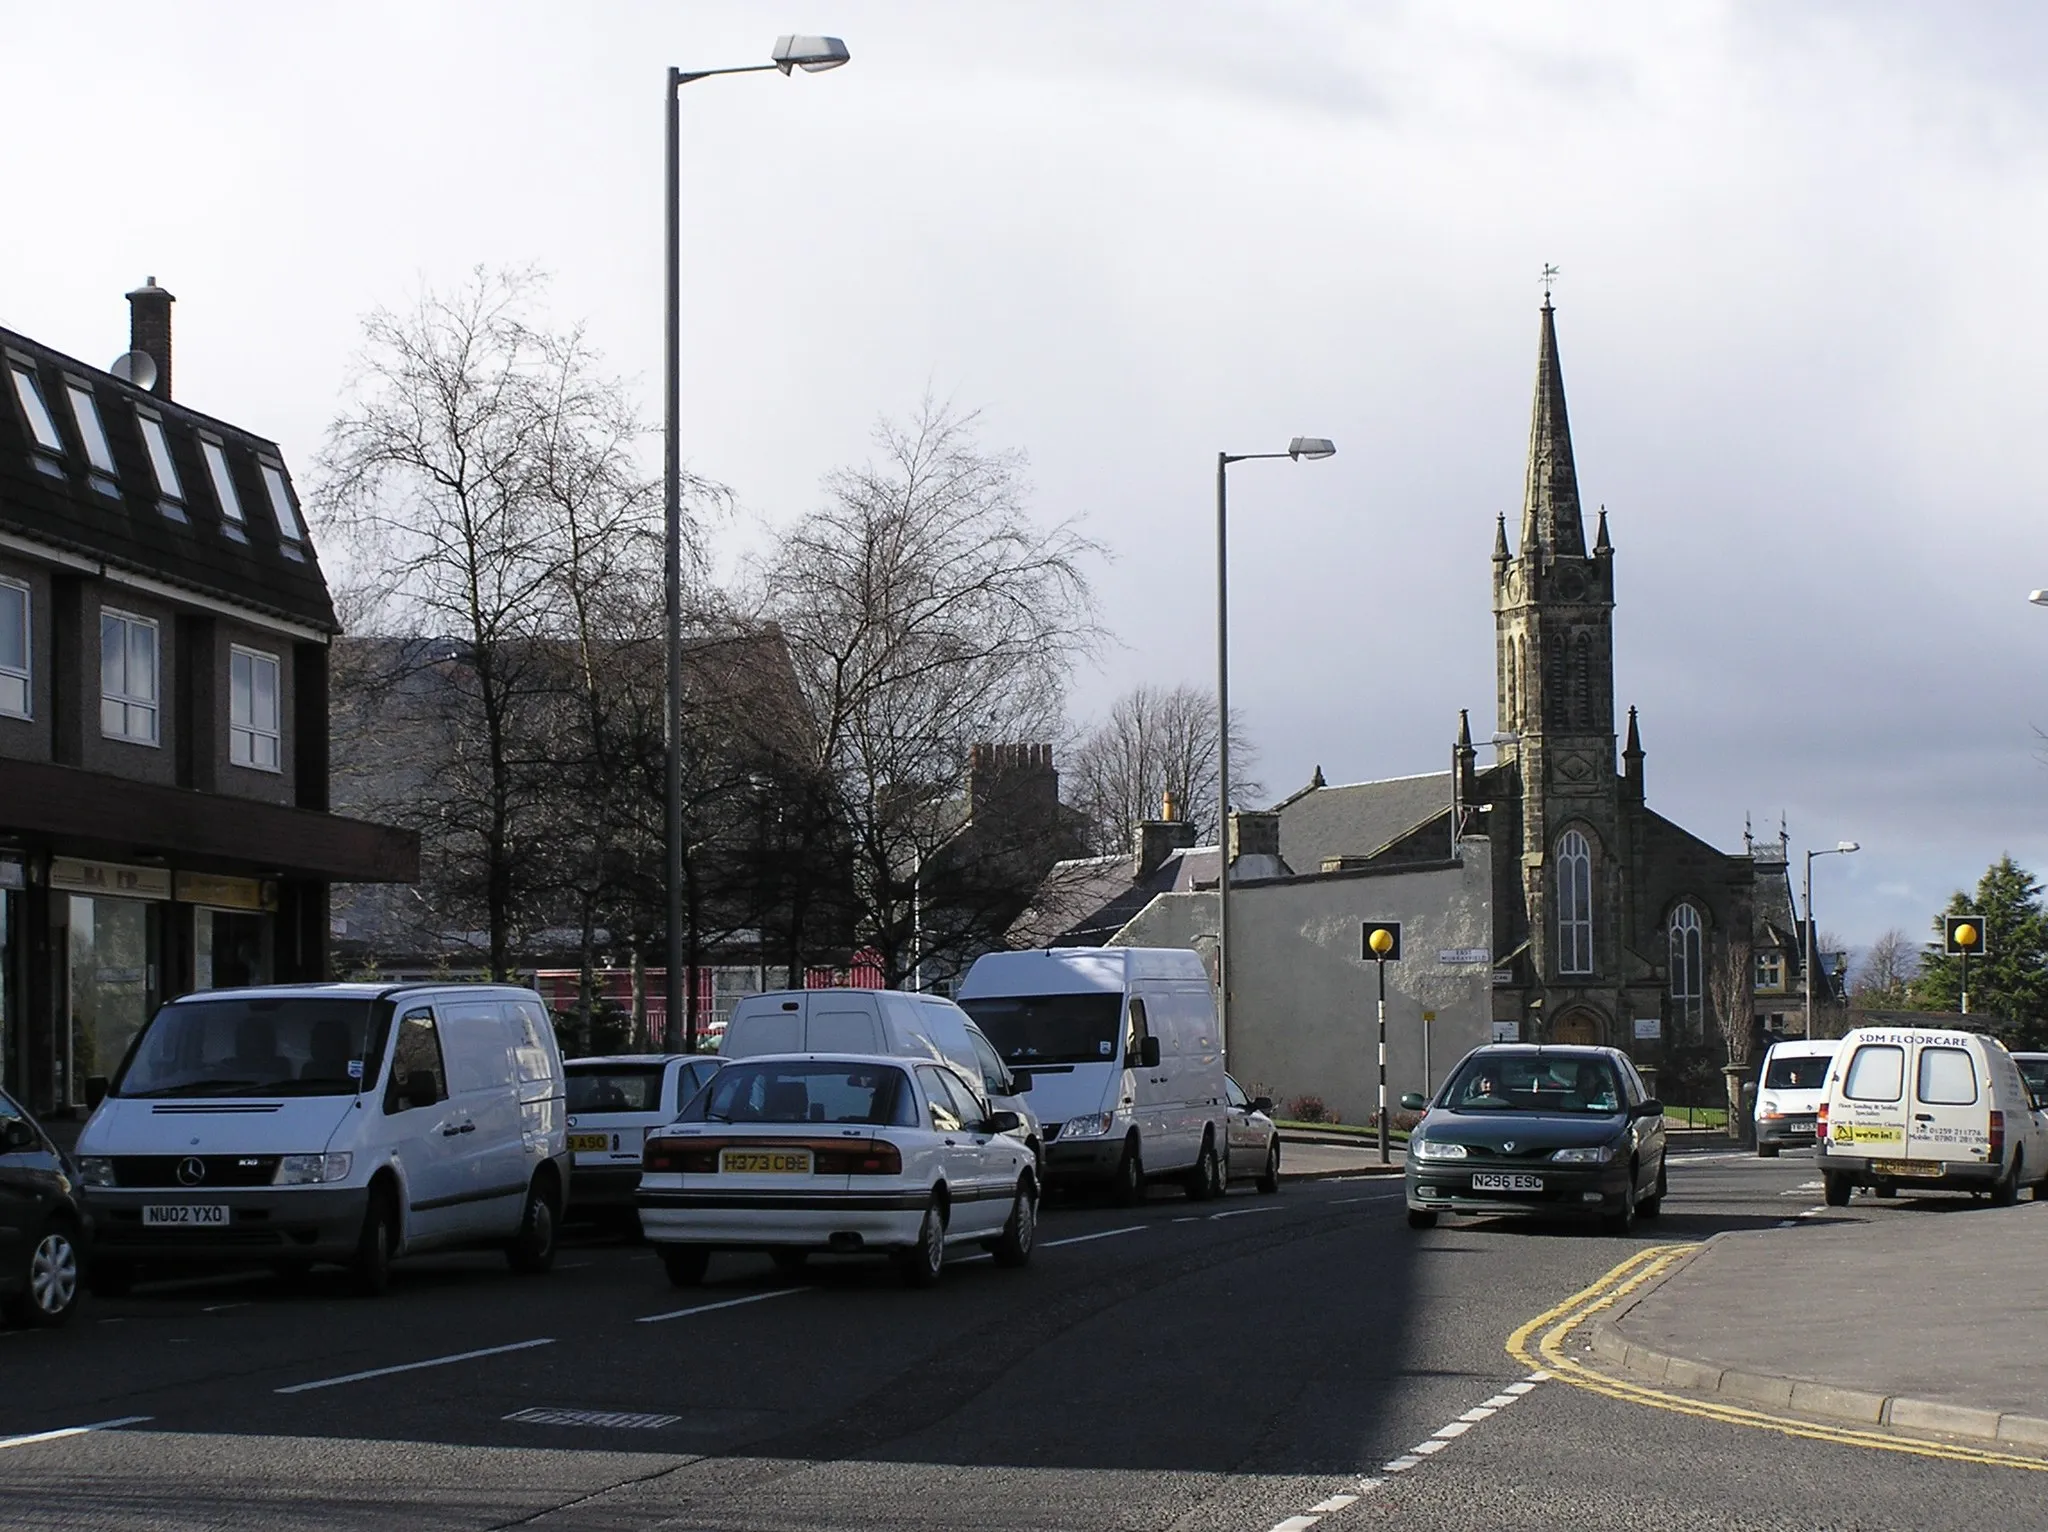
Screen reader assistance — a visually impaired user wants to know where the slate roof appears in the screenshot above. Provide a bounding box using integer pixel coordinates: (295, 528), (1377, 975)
(1278, 771), (1456, 872)
(0, 324), (338, 633)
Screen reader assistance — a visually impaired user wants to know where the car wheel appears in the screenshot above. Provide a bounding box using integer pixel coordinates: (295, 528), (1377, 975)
(87, 1257), (133, 1300)
(350, 1188), (397, 1297)
(1638, 1163), (1664, 1220)
(1183, 1135), (1221, 1201)
(1992, 1150), (2023, 1208)
(1823, 1170), (1852, 1207)
(1757, 1143), (1779, 1158)
(1406, 1208), (1438, 1230)
(898, 1199), (946, 1288)
(770, 1250), (809, 1275)
(1603, 1173), (1637, 1236)
(661, 1246), (710, 1288)
(1111, 1138), (1144, 1207)
(505, 1178), (560, 1274)
(1256, 1140), (1280, 1196)
(6, 1222), (81, 1328)
(989, 1180), (1037, 1268)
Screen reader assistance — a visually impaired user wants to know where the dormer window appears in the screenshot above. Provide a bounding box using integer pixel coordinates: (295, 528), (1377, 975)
(136, 409), (187, 521)
(8, 362), (64, 476)
(199, 437), (247, 540)
(259, 461), (306, 554)
(64, 380), (120, 496)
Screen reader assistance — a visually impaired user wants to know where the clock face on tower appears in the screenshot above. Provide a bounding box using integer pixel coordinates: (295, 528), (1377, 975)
(1553, 568), (1585, 602)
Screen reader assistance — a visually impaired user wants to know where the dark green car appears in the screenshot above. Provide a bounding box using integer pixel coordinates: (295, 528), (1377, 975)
(1402, 1045), (1667, 1235)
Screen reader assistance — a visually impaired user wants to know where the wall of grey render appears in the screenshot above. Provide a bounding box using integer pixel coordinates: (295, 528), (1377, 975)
(1116, 835), (1494, 1127)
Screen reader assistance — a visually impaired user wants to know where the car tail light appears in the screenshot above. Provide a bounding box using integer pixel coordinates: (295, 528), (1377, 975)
(1989, 1110), (2005, 1159)
(814, 1140), (902, 1175)
(642, 1138), (718, 1174)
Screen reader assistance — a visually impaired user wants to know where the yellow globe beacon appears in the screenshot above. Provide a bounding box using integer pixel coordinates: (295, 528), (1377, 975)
(1369, 928), (1394, 956)
(1955, 922), (1979, 950)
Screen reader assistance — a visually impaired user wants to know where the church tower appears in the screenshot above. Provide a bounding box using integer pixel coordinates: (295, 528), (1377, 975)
(1492, 296), (1626, 1023)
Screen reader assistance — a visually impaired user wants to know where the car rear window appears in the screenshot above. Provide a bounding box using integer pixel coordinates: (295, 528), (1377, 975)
(1764, 1054), (1831, 1090)
(1842, 1044), (1904, 1102)
(2020, 1060), (2048, 1100)
(685, 1061), (916, 1127)
(567, 1065), (666, 1114)
(1915, 1046), (1978, 1106)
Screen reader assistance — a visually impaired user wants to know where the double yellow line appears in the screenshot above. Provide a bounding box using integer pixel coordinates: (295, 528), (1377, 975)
(1508, 1244), (2048, 1471)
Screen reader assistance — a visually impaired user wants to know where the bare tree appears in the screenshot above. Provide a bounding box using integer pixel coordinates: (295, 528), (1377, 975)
(1851, 928), (1919, 1010)
(1708, 935), (1755, 1139)
(1068, 683), (1261, 852)
(758, 399), (1103, 985)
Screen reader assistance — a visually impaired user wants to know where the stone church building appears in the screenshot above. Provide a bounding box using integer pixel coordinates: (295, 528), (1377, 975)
(1013, 298), (1759, 1117)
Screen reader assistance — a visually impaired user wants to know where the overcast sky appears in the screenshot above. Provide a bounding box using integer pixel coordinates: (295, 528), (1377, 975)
(5, 1), (2046, 957)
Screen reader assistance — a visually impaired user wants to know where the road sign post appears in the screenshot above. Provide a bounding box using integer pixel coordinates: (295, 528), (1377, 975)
(1362, 922), (1402, 1164)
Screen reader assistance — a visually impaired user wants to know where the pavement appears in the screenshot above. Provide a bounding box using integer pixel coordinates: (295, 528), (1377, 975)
(1597, 1174), (2048, 1449)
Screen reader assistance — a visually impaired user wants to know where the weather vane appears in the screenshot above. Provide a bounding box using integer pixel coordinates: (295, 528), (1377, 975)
(1541, 263), (1560, 300)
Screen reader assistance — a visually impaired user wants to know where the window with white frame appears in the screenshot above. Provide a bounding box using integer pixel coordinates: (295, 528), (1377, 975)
(258, 461), (305, 547)
(0, 578), (28, 719)
(1755, 951), (1785, 991)
(229, 645), (281, 771)
(199, 437), (246, 532)
(9, 362), (64, 471)
(64, 380), (118, 494)
(1667, 902), (1704, 1032)
(100, 609), (159, 745)
(1556, 829), (1594, 975)
(136, 409), (186, 511)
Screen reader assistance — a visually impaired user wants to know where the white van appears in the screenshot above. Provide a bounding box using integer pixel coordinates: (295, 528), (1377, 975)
(957, 948), (1228, 1203)
(74, 982), (569, 1295)
(720, 989), (1041, 1166)
(1818, 1026), (2048, 1206)
(1753, 1038), (1838, 1156)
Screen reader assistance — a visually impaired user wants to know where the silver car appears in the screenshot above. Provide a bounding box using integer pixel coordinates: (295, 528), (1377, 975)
(1224, 1075), (1281, 1193)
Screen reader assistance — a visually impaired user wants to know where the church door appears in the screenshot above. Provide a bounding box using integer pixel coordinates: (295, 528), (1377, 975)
(1550, 1009), (1602, 1046)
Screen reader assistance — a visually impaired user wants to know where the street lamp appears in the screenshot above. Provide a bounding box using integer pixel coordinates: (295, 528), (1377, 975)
(1803, 840), (1859, 1039)
(665, 35), (849, 1051)
(2029, 590), (2048, 605)
(1214, 437), (1336, 1057)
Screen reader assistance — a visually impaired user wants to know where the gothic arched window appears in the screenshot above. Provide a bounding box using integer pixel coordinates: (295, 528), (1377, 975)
(1557, 829), (1594, 974)
(1668, 903), (1704, 1034)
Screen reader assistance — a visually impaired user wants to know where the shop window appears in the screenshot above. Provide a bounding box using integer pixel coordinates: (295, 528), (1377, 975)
(100, 609), (159, 745)
(0, 578), (28, 719)
(229, 646), (281, 771)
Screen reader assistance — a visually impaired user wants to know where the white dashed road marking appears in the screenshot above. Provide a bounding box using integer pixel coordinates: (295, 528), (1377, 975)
(1041, 1225), (1144, 1249)
(0, 1416), (153, 1453)
(275, 1338), (556, 1394)
(1263, 1371), (1551, 1530)
(637, 1288), (802, 1325)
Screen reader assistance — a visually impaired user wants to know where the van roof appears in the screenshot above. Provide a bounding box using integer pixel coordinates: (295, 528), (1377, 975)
(162, 981), (539, 1005)
(959, 946), (1209, 996)
(1764, 1039), (1840, 1057)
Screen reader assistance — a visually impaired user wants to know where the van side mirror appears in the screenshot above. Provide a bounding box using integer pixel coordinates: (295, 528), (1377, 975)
(1135, 1036), (1161, 1070)
(1252, 1096), (1274, 1116)
(84, 1076), (110, 1110)
(1399, 1092), (1428, 1112)
(984, 1110), (1021, 1135)
(1006, 1071), (1033, 1094)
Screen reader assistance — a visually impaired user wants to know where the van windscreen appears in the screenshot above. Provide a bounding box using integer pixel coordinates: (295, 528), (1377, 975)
(960, 994), (1124, 1065)
(113, 997), (386, 1098)
(1764, 1055), (1830, 1091)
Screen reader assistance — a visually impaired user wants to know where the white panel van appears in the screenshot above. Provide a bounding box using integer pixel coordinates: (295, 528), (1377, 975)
(1752, 1038), (1838, 1156)
(957, 948), (1228, 1203)
(74, 983), (569, 1296)
(1817, 1026), (2048, 1205)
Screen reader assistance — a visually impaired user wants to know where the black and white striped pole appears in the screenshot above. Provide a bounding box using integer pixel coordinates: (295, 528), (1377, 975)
(1364, 923), (1401, 1164)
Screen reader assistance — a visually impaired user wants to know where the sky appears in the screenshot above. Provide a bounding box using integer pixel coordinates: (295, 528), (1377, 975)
(4, 0), (2047, 958)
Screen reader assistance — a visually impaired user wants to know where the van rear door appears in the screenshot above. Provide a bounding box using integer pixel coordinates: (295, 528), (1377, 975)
(1832, 1038), (1911, 1168)
(805, 997), (884, 1055)
(1908, 1039), (1990, 1173)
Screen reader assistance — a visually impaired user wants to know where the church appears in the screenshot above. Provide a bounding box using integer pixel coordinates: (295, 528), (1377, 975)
(1012, 297), (1762, 1118)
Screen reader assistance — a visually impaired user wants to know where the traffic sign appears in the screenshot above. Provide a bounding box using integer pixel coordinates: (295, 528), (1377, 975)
(1945, 915), (1988, 956)
(1361, 921), (1402, 961)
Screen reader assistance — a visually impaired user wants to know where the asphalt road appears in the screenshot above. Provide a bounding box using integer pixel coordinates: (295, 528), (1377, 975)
(3, 1148), (2041, 1531)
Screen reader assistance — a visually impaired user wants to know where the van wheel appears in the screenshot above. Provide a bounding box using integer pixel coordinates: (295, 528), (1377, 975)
(7, 1221), (81, 1328)
(350, 1188), (397, 1297)
(505, 1179), (559, 1274)
(1111, 1138), (1144, 1207)
(988, 1180), (1037, 1268)
(1183, 1135), (1222, 1201)
(1757, 1143), (1780, 1158)
(1407, 1209), (1438, 1230)
(1256, 1141), (1281, 1195)
(661, 1247), (710, 1288)
(87, 1257), (134, 1300)
(897, 1199), (946, 1288)
(1823, 1171), (1852, 1207)
(1992, 1151), (2023, 1208)
(1874, 1184), (1896, 1199)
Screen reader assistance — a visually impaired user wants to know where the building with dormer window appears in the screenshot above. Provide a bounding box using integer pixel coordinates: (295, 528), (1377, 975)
(0, 281), (416, 1118)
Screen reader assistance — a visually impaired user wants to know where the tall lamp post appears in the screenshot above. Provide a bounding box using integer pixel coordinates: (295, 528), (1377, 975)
(1215, 438), (1335, 1055)
(1802, 840), (1859, 1039)
(664, 35), (849, 1051)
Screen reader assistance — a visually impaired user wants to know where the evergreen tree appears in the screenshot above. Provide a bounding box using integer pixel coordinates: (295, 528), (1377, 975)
(1911, 856), (2048, 1046)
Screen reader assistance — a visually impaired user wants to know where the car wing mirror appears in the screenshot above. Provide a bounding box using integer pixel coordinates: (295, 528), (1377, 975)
(984, 1110), (1021, 1135)
(1634, 1098), (1664, 1119)
(0, 1119), (36, 1153)
(1399, 1092), (1428, 1112)
(1252, 1096), (1274, 1116)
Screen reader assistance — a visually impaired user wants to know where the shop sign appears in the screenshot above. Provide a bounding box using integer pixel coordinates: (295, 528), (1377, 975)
(0, 857), (23, 890)
(50, 858), (171, 900)
(174, 872), (276, 912)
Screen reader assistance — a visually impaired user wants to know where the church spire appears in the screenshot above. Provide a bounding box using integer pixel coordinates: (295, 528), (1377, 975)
(1518, 295), (1588, 561)
(1494, 512), (1511, 564)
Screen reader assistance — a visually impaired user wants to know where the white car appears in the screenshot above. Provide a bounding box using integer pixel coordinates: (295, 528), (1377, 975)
(637, 1053), (1038, 1288)
(564, 1054), (726, 1222)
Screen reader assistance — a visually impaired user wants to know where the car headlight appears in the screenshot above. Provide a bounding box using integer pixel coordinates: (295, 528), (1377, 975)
(1759, 1097), (1780, 1117)
(276, 1152), (353, 1185)
(1063, 1112), (1116, 1139)
(79, 1156), (115, 1188)
(1550, 1144), (1616, 1164)
(1412, 1139), (1467, 1161)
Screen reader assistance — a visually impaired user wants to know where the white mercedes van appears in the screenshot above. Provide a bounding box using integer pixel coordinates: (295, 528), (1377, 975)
(1817, 1025), (2048, 1206)
(957, 948), (1228, 1202)
(74, 982), (569, 1295)
(721, 989), (1041, 1167)
(1753, 1038), (1838, 1156)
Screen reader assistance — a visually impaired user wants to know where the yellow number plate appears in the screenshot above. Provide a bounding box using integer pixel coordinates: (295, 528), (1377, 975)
(1872, 1158), (1942, 1178)
(568, 1134), (610, 1153)
(721, 1149), (813, 1175)
(1831, 1122), (1904, 1147)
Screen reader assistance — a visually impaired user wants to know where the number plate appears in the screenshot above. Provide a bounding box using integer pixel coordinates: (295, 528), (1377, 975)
(142, 1204), (229, 1227)
(1470, 1172), (1544, 1192)
(568, 1133), (611, 1153)
(1872, 1158), (1943, 1178)
(720, 1149), (813, 1176)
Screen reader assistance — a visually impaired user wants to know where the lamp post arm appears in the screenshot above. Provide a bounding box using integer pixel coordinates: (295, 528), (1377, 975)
(674, 62), (785, 88)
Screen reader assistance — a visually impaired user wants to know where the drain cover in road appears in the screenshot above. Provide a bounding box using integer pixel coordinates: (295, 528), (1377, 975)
(504, 1407), (680, 1429)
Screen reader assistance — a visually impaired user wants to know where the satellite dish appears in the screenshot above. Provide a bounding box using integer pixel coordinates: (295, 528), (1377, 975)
(110, 350), (158, 390)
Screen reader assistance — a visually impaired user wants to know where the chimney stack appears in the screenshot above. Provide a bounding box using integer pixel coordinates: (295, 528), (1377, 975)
(1134, 787), (1197, 881)
(125, 277), (174, 399)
